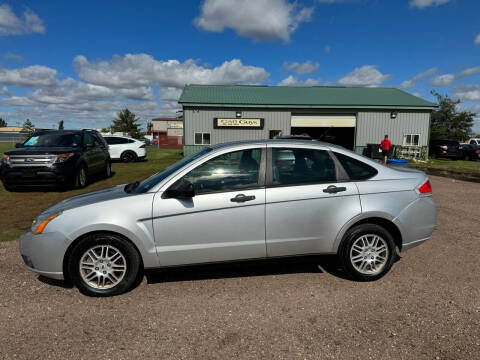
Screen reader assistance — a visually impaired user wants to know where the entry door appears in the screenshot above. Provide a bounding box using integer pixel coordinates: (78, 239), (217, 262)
(152, 147), (267, 266)
(265, 146), (361, 256)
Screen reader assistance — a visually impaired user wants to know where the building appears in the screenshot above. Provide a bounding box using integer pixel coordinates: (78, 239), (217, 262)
(151, 117), (183, 149)
(0, 126), (28, 143)
(178, 85), (437, 158)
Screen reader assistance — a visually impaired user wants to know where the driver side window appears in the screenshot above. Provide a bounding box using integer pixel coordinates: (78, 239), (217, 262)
(183, 148), (262, 195)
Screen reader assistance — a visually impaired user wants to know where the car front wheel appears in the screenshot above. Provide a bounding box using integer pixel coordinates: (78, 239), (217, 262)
(68, 233), (141, 297)
(339, 223), (396, 281)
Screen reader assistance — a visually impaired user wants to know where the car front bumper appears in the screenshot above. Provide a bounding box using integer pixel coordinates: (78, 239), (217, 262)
(1, 164), (74, 187)
(18, 231), (70, 280)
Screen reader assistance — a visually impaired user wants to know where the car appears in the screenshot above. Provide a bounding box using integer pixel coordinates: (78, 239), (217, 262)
(461, 144), (480, 161)
(102, 135), (146, 162)
(1, 129), (111, 191)
(275, 134), (313, 140)
(466, 138), (480, 146)
(19, 140), (437, 296)
(429, 139), (463, 159)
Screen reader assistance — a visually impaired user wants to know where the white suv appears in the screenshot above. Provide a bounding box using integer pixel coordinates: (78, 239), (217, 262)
(103, 136), (146, 162)
(467, 138), (480, 145)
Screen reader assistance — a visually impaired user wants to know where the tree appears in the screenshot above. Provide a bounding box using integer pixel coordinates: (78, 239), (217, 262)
(58, 120), (64, 130)
(146, 121), (153, 135)
(430, 91), (475, 141)
(100, 127), (110, 133)
(111, 108), (142, 138)
(22, 119), (35, 134)
(0, 117), (7, 127)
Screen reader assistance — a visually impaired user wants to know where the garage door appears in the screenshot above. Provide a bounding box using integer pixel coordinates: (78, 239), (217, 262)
(291, 115), (356, 128)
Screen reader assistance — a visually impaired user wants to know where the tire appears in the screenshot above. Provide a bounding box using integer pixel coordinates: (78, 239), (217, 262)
(104, 159), (112, 178)
(67, 233), (141, 297)
(3, 183), (15, 192)
(464, 154), (471, 161)
(120, 151), (137, 163)
(74, 164), (87, 188)
(338, 223), (396, 281)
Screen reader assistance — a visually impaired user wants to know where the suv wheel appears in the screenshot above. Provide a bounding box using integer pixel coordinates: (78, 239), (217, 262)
(68, 233), (141, 297)
(120, 151), (137, 163)
(104, 160), (112, 178)
(339, 223), (396, 281)
(74, 165), (87, 188)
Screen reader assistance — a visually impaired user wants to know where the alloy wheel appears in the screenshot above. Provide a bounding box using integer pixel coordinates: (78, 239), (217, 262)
(79, 245), (127, 289)
(349, 234), (389, 275)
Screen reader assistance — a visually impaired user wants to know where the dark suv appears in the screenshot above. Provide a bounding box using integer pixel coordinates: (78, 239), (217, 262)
(1, 129), (111, 191)
(429, 140), (463, 159)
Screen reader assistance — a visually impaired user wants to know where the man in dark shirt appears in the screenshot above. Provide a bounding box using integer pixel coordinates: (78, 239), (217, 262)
(380, 135), (392, 164)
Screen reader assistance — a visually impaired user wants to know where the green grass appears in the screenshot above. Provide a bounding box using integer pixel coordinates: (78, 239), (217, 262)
(0, 143), (182, 242)
(408, 158), (480, 177)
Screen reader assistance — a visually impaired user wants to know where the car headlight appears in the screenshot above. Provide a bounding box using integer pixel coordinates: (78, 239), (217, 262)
(55, 153), (74, 163)
(2, 154), (9, 165)
(32, 212), (62, 234)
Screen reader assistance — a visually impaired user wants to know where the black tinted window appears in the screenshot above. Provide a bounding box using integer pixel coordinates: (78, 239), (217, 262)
(23, 133), (82, 147)
(183, 149), (261, 194)
(334, 152), (378, 181)
(105, 137), (117, 145)
(272, 148), (336, 185)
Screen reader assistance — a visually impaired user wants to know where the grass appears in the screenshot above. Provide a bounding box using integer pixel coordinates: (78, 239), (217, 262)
(0, 143), (182, 242)
(408, 158), (480, 180)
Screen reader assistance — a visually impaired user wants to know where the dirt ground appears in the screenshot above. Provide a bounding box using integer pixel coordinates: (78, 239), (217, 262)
(0, 175), (479, 359)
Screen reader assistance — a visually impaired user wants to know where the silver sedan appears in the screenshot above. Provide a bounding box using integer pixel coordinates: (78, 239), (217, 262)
(19, 140), (437, 296)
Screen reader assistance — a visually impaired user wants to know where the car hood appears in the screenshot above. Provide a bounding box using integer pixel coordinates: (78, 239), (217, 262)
(5, 147), (78, 155)
(42, 185), (131, 215)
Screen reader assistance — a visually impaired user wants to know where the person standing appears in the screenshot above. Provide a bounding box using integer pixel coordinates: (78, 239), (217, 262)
(380, 135), (392, 164)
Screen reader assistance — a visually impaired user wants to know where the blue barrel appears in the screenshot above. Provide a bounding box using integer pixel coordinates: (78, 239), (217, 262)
(387, 159), (408, 166)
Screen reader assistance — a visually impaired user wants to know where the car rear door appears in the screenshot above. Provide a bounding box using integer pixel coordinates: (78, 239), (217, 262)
(152, 145), (267, 266)
(265, 144), (361, 257)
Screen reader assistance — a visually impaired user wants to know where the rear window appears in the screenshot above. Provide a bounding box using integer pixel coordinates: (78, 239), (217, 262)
(334, 152), (378, 181)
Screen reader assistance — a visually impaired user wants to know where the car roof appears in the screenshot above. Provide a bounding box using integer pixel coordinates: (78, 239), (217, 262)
(208, 139), (345, 151)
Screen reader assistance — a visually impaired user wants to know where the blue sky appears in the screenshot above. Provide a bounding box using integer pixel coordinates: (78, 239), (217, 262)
(0, 0), (479, 132)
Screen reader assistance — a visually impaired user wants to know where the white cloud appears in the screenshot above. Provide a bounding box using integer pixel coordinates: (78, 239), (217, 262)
(453, 85), (480, 102)
(3, 52), (23, 62)
(194, 0), (313, 42)
(159, 87), (183, 101)
(409, 0), (450, 10)
(338, 65), (391, 87)
(0, 85), (11, 96)
(400, 67), (437, 89)
(457, 66), (480, 79)
(430, 73), (455, 86)
(0, 4), (45, 36)
(283, 60), (319, 75)
(278, 75), (319, 86)
(475, 34), (480, 46)
(74, 54), (269, 89)
(0, 65), (57, 87)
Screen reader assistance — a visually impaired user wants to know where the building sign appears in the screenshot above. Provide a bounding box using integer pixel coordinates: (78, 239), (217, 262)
(214, 118), (264, 129)
(168, 122), (183, 129)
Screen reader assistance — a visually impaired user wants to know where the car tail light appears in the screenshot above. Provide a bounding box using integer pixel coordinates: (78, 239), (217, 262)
(440, 145), (448, 150)
(459, 146), (462, 150)
(139, 144), (145, 148)
(418, 179), (432, 194)
(476, 150), (480, 154)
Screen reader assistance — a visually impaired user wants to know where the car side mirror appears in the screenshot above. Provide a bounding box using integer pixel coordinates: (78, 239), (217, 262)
(15, 142), (23, 148)
(165, 179), (195, 199)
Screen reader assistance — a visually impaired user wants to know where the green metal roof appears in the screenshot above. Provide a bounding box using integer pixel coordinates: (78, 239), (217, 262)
(179, 85), (437, 110)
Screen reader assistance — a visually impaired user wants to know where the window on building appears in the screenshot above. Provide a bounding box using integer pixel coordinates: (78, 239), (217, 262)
(182, 148), (262, 194)
(271, 148), (336, 185)
(194, 132), (210, 145)
(403, 134), (420, 146)
(269, 130), (282, 139)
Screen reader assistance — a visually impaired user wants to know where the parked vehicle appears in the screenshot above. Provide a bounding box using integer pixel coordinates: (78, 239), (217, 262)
(1, 129), (110, 191)
(103, 135), (146, 162)
(19, 140), (437, 296)
(466, 138), (480, 145)
(461, 144), (480, 161)
(429, 140), (463, 159)
(276, 134), (312, 140)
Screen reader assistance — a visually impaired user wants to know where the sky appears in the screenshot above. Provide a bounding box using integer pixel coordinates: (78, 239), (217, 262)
(0, 0), (479, 132)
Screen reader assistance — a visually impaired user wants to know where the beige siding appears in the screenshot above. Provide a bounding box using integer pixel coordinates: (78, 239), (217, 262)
(184, 108), (291, 145)
(356, 111), (430, 147)
(152, 121), (167, 131)
(167, 128), (183, 136)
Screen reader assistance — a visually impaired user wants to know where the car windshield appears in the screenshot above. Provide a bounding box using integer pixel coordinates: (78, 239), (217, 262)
(23, 133), (82, 147)
(132, 147), (213, 193)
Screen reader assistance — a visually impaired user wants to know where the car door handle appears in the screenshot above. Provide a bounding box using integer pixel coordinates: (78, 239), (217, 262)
(323, 185), (347, 194)
(231, 194), (256, 203)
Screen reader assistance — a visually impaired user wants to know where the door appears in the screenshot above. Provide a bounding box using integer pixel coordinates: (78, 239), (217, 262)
(105, 137), (122, 159)
(83, 132), (104, 173)
(265, 146), (361, 257)
(152, 146), (267, 266)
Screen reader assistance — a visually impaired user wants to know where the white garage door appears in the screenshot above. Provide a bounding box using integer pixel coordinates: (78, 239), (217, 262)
(291, 115), (356, 128)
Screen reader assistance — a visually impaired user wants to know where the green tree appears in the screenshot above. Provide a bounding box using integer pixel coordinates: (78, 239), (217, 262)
(0, 117), (7, 127)
(58, 120), (64, 130)
(146, 121), (153, 134)
(430, 91), (475, 141)
(22, 119), (35, 134)
(111, 108), (142, 138)
(100, 127), (110, 133)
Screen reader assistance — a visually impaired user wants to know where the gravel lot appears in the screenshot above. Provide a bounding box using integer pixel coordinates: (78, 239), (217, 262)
(1, 175), (479, 359)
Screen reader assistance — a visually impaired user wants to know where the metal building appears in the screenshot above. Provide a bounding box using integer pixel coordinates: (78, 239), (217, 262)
(178, 85), (437, 157)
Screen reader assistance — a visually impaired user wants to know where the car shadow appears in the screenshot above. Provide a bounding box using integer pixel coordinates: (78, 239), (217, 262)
(38, 275), (73, 289)
(145, 255), (351, 284)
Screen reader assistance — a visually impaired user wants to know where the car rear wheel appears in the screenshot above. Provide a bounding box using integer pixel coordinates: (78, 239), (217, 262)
(339, 223), (396, 281)
(120, 151), (137, 162)
(74, 165), (87, 188)
(104, 159), (112, 178)
(68, 233), (141, 297)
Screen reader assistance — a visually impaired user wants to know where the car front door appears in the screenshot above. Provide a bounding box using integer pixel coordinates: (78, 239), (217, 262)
(265, 145), (361, 257)
(105, 137), (121, 159)
(152, 146), (267, 266)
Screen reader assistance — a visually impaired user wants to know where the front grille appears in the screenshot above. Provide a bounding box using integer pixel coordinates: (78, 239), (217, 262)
(9, 155), (56, 168)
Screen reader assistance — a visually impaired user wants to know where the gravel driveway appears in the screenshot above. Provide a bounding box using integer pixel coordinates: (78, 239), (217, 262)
(1, 175), (479, 359)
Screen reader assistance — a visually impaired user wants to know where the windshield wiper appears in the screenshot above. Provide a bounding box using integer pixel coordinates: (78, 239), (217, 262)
(124, 181), (140, 193)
